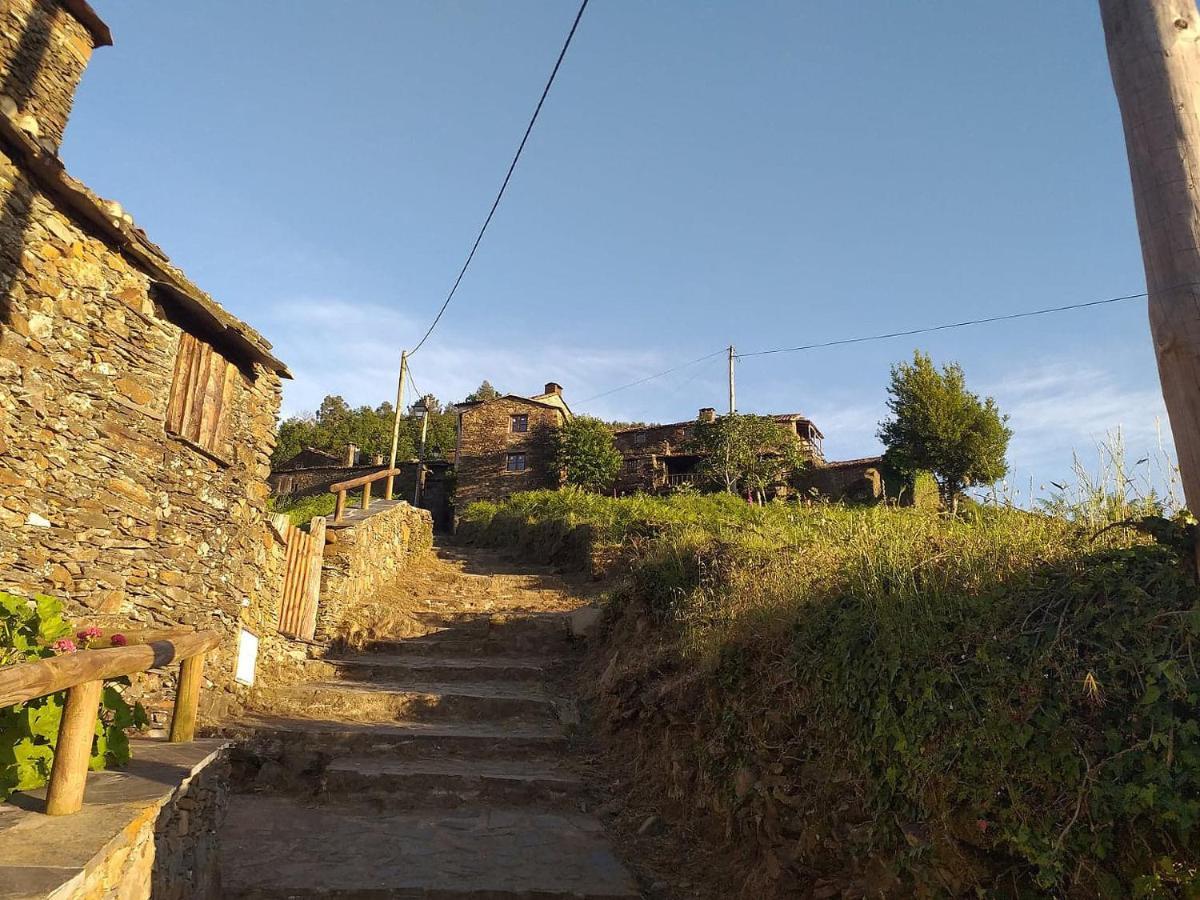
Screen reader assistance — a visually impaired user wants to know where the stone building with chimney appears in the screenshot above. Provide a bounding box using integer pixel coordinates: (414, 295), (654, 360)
(454, 382), (571, 506)
(612, 407), (826, 495)
(0, 0), (290, 691)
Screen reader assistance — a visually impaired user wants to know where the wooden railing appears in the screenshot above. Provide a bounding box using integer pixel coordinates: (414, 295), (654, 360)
(0, 627), (221, 816)
(329, 467), (399, 523)
(666, 472), (700, 487)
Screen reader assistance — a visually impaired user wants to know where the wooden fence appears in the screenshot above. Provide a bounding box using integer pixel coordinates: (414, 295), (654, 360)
(0, 627), (221, 816)
(329, 467), (400, 523)
(271, 514), (326, 641)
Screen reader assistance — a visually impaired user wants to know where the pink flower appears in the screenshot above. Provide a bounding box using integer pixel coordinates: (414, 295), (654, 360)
(52, 638), (77, 653)
(110, 633), (128, 647)
(976, 819), (990, 833)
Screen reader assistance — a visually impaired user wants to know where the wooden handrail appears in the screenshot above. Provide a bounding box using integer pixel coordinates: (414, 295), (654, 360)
(329, 467), (400, 522)
(0, 628), (222, 815)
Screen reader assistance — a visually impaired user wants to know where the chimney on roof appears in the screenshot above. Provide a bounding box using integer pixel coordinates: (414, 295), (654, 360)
(698, 407), (716, 423)
(543, 382), (563, 396)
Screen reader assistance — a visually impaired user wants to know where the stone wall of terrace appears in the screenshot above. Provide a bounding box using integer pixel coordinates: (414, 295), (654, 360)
(315, 500), (433, 643)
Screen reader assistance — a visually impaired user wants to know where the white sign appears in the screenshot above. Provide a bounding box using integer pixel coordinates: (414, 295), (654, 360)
(235, 627), (259, 686)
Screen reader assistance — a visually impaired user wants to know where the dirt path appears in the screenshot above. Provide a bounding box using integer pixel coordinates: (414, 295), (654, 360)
(217, 542), (640, 899)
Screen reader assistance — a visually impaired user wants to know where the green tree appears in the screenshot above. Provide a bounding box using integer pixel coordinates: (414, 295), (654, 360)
(464, 380), (501, 403)
(553, 416), (622, 492)
(271, 415), (318, 466)
(877, 351), (1011, 512)
(691, 413), (805, 500)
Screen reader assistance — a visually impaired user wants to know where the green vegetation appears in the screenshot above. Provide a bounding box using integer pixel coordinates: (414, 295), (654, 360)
(879, 351), (1011, 512)
(690, 413), (807, 499)
(272, 394), (457, 467)
(459, 488), (1200, 895)
(553, 416), (622, 492)
(269, 491), (338, 527)
(1, 593), (147, 802)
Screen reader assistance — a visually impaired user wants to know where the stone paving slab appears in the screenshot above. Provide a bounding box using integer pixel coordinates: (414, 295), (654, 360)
(0, 739), (227, 900)
(222, 795), (641, 899)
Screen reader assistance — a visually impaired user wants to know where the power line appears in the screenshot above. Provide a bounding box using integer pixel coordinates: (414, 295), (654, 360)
(579, 348), (727, 403)
(408, 0), (591, 357)
(735, 290), (1150, 359)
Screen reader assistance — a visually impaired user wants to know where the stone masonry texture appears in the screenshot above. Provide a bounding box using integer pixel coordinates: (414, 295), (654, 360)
(0, 0), (286, 710)
(455, 397), (563, 506)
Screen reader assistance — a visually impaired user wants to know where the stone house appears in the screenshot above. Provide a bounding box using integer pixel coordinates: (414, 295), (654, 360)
(453, 383), (571, 506)
(0, 0), (290, 694)
(613, 407), (825, 495)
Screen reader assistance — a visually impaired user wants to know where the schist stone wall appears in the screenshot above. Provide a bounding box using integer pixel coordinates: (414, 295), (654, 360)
(0, 0), (289, 707)
(316, 501), (433, 643)
(455, 397), (563, 506)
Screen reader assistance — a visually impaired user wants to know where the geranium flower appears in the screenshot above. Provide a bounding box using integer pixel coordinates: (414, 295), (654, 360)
(76, 626), (103, 647)
(110, 633), (128, 647)
(52, 638), (77, 653)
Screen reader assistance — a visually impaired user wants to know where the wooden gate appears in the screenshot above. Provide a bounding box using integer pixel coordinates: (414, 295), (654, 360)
(271, 514), (326, 640)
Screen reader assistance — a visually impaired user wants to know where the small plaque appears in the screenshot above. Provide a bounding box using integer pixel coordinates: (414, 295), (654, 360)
(235, 627), (259, 686)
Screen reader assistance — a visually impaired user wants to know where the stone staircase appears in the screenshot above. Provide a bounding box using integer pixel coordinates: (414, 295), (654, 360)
(218, 596), (639, 898)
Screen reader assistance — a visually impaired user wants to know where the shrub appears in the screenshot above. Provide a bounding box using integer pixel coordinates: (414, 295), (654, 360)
(0, 592), (147, 801)
(553, 416), (622, 492)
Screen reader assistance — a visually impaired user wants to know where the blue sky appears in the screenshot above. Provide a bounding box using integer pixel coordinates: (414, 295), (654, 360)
(64, 2), (1176, 498)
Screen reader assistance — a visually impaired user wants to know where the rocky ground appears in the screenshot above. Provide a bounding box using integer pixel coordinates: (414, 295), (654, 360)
(213, 542), (699, 899)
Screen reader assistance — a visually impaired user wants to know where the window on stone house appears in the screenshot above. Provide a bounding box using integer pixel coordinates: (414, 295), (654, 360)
(624, 457), (638, 471)
(511, 414), (528, 433)
(165, 331), (237, 459)
(506, 452), (527, 473)
(634, 432), (647, 446)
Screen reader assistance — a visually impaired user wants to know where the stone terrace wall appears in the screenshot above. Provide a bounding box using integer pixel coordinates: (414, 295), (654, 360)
(0, 0), (96, 150)
(0, 144), (283, 711)
(316, 501), (432, 642)
(456, 398), (561, 506)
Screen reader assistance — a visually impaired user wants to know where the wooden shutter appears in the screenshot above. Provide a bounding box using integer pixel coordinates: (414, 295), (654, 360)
(166, 332), (236, 457)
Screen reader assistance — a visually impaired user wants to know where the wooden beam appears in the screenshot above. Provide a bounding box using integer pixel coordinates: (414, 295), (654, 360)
(328, 468), (400, 493)
(0, 630), (222, 708)
(44, 680), (103, 816)
(168, 653), (205, 743)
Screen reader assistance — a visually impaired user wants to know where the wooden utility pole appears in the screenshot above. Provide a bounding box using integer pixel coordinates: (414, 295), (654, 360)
(728, 344), (736, 415)
(1100, 0), (1200, 512)
(385, 350), (408, 500)
(413, 401), (430, 507)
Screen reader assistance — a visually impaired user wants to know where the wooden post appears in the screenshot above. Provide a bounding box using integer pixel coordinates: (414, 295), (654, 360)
(362, 479), (372, 512)
(385, 351), (408, 501)
(298, 516), (326, 641)
(1100, 0), (1200, 514)
(169, 653), (205, 743)
(728, 344), (736, 415)
(413, 406), (430, 507)
(45, 679), (103, 815)
(334, 489), (346, 523)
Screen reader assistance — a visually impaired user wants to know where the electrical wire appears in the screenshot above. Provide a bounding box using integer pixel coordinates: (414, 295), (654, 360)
(408, 0), (591, 357)
(578, 348), (727, 403)
(734, 290), (1149, 359)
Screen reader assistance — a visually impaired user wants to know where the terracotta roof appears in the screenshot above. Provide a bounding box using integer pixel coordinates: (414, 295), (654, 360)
(0, 107), (291, 377)
(60, 0), (113, 47)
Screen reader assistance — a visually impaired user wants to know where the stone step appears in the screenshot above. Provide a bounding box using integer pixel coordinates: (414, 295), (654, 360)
(329, 653), (551, 684)
(220, 795), (641, 899)
(219, 716), (568, 760)
(322, 755), (585, 809)
(266, 680), (561, 725)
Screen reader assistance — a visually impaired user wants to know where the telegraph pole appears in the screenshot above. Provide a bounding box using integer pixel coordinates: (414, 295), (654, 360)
(413, 400), (430, 507)
(1100, 0), (1200, 514)
(385, 350), (408, 500)
(728, 344), (736, 415)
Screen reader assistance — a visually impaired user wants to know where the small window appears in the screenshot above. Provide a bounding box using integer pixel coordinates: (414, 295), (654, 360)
(505, 452), (527, 472)
(634, 432), (647, 446)
(166, 331), (236, 459)
(511, 414), (528, 433)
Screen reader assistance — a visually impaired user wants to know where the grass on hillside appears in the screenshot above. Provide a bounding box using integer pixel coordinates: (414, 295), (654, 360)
(268, 491), (366, 527)
(459, 488), (1200, 896)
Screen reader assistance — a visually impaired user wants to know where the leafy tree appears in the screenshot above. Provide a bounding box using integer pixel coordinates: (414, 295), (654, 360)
(877, 351), (1011, 512)
(553, 416), (622, 492)
(691, 413), (806, 500)
(464, 380), (501, 403)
